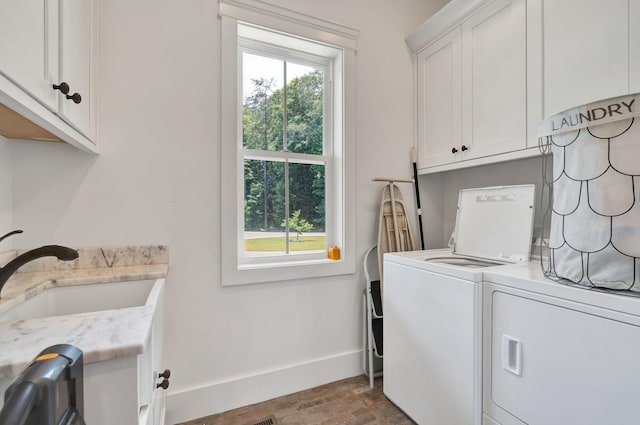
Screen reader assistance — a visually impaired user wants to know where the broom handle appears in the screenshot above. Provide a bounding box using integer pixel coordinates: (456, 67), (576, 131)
(411, 147), (426, 250)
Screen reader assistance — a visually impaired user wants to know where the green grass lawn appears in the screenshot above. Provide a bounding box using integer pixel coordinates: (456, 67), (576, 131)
(245, 235), (326, 252)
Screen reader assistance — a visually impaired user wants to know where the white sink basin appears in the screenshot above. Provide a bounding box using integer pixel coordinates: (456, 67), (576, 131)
(0, 279), (159, 322)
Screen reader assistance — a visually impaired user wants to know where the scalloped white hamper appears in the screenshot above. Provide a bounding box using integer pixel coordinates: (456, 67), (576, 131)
(539, 93), (640, 291)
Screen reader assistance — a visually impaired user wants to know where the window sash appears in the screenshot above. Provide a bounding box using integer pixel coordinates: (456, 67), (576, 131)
(240, 156), (328, 259)
(238, 34), (333, 266)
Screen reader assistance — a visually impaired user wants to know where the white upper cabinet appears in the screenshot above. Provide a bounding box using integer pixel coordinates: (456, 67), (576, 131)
(0, 0), (58, 111)
(409, 0), (639, 174)
(460, 0), (526, 159)
(0, 0), (97, 153)
(539, 0), (631, 117)
(632, 1), (640, 93)
(416, 28), (462, 168)
(59, 0), (97, 141)
(410, 0), (531, 173)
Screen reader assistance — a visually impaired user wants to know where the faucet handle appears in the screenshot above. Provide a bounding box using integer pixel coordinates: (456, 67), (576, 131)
(0, 230), (23, 244)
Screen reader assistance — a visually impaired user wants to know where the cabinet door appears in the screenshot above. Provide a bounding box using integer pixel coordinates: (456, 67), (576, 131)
(416, 28), (462, 168)
(152, 281), (166, 425)
(631, 1), (640, 94)
(490, 292), (640, 425)
(542, 0), (629, 116)
(58, 0), (97, 140)
(0, 0), (58, 110)
(460, 0), (526, 160)
(84, 356), (140, 424)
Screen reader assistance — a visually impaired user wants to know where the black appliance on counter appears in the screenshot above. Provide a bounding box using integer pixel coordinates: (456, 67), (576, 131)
(0, 344), (85, 425)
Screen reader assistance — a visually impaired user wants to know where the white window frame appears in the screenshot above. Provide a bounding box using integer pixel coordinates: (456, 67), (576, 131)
(219, 0), (358, 286)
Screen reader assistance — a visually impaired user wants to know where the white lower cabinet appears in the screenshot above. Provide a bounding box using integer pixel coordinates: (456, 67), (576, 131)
(84, 356), (143, 424)
(83, 356), (163, 424)
(84, 283), (166, 425)
(483, 282), (640, 425)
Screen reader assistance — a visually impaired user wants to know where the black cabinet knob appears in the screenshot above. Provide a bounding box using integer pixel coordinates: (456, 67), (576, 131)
(451, 147), (458, 154)
(66, 93), (82, 104)
(158, 369), (171, 379)
(156, 379), (170, 390)
(53, 82), (70, 94)
(461, 145), (468, 151)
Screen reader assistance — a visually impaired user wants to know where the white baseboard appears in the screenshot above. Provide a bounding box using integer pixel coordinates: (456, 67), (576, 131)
(165, 349), (362, 424)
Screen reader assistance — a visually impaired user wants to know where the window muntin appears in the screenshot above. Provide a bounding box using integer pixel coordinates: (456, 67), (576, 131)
(239, 30), (333, 263)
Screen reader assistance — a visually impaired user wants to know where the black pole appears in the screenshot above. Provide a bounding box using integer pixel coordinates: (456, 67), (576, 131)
(411, 147), (425, 250)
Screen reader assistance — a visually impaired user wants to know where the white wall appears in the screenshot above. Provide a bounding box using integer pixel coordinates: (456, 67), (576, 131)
(8, 0), (447, 422)
(0, 139), (12, 241)
(419, 155), (552, 248)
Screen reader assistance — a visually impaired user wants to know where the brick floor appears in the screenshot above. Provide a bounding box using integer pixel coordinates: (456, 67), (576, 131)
(176, 375), (415, 425)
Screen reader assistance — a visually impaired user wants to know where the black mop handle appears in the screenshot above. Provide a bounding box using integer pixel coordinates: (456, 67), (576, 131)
(411, 147), (425, 250)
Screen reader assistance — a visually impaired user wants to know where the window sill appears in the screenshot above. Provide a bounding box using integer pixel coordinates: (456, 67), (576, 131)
(221, 255), (355, 286)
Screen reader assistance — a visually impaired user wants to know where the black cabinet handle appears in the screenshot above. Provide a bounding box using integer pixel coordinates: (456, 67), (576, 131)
(156, 379), (170, 390)
(66, 93), (82, 104)
(158, 369), (171, 380)
(461, 145), (468, 151)
(451, 147), (458, 154)
(53, 82), (70, 94)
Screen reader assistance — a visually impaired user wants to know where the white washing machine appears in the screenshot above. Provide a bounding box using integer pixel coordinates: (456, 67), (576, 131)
(383, 185), (535, 425)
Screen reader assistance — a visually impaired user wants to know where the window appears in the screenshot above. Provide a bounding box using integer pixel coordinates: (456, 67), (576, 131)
(240, 28), (331, 263)
(220, 0), (358, 285)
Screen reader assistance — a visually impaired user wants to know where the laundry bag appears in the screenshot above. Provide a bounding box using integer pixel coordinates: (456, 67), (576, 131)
(538, 93), (640, 292)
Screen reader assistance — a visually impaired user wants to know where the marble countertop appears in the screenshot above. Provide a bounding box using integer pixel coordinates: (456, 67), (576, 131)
(0, 245), (168, 380)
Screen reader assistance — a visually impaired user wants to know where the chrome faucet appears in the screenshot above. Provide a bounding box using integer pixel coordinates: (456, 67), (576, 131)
(0, 230), (79, 299)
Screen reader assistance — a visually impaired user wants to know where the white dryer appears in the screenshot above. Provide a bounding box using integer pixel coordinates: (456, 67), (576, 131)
(383, 185), (535, 425)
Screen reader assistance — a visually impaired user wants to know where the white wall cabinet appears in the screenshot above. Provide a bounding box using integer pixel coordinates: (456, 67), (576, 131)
(410, 0), (531, 173)
(416, 28), (462, 168)
(58, 0), (97, 141)
(0, 0), (58, 111)
(460, 0), (526, 160)
(537, 0), (635, 117)
(632, 1), (640, 93)
(0, 0), (97, 152)
(483, 282), (640, 425)
(409, 0), (639, 174)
